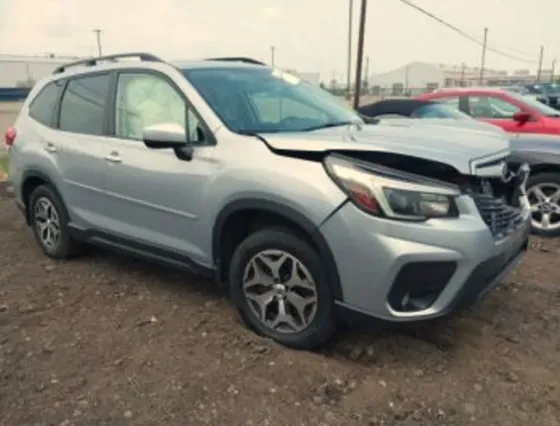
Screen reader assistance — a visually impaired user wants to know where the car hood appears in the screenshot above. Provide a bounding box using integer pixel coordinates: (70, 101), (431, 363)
(508, 133), (560, 166)
(378, 117), (507, 135)
(258, 121), (511, 175)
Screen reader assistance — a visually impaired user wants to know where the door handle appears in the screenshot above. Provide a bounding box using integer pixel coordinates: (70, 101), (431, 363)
(105, 151), (122, 163)
(44, 143), (57, 153)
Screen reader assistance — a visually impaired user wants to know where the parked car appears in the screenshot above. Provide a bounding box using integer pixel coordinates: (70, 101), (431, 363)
(357, 98), (505, 134)
(417, 88), (560, 135)
(509, 133), (560, 237)
(4, 52), (531, 349)
(524, 83), (560, 110)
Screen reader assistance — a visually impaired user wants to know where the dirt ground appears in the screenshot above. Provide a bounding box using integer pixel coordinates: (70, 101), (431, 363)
(0, 188), (559, 426)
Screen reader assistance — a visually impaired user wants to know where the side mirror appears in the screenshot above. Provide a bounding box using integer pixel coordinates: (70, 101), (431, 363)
(512, 111), (532, 125)
(143, 123), (188, 149)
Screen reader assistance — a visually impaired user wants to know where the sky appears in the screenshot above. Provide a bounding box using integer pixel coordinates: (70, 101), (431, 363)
(0, 0), (558, 81)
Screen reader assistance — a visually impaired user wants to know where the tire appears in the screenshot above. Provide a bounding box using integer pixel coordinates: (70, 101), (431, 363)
(228, 227), (336, 350)
(516, 172), (560, 238)
(28, 185), (83, 259)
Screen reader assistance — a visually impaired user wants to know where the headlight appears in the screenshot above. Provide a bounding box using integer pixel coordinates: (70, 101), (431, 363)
(324, 154), (460, 221)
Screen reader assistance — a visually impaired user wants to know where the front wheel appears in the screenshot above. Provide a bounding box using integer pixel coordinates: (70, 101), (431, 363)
(228, 227), (336, 350)
(519, 173), (560, 238)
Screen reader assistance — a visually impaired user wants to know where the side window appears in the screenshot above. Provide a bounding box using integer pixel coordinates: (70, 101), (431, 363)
(436, 96), (460, 110)
(469, 96), (520, 119)
(437, 95), (470, 115)
(59, 74), (110, 135)
(29, 81), (65, 127)
(115, 72), (206, 144)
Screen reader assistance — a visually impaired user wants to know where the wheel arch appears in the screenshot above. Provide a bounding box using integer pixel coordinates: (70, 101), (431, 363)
(20, 169), (63, 225)
(527, 162), (560, 176)
(212, 198), (343, 301)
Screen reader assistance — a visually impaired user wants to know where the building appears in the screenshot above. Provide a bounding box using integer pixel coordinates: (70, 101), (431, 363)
(368, 61), (512, 95)
(0, 54), (87, 87)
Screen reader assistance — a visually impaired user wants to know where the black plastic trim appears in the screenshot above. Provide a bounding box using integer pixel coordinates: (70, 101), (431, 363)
(68, 225), (215, 279)
(53, 52), (165, 74)
(20, 170), (61, 224)
(212, 198), (343, 300)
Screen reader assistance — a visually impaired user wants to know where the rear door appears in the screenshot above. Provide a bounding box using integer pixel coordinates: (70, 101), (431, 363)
(54, 72), (113, 228)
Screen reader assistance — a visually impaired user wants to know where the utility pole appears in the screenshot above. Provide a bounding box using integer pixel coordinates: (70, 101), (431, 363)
(537, 46), (544, 82)
(552, 59), (557, 83)
(460, 62), (466, 87)
(479, 27), (488, 85)
(364, 55), (370, 89)
(93, 29), (103, 56)
(353, 0), (367, 109)
(346, 0), (354, 99)
(270, 46), (275, 67)
(404, 64), (410, 95)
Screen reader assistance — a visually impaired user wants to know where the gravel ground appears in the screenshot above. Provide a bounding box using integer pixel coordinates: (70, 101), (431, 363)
(0, 187), (559, 426)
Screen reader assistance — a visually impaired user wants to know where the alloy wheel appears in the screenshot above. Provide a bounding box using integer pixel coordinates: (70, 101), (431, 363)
(527, 183), (560, 232)
(34, 197), (61, 251)
(242, 249), (318, 333)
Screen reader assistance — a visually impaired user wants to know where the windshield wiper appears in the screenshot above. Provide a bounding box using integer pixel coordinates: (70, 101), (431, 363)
(302, 121), (362, 132)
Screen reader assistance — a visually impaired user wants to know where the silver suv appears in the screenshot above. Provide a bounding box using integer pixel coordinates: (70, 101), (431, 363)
(5, 53), (532, 349)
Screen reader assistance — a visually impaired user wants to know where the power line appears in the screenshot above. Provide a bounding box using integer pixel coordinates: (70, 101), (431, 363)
(397, 0), (536, 63)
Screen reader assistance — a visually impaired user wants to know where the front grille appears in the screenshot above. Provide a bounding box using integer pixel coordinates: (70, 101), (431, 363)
(471, 193), (524, 239)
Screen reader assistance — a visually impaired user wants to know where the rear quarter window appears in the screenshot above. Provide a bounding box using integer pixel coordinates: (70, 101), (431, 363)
(28, 81), (65, 127)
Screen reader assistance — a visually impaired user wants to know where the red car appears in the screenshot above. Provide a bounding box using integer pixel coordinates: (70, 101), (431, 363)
(416, 88), (560, 135)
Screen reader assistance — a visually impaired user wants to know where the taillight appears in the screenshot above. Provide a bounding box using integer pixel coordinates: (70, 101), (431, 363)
(4, 127), (16, 147)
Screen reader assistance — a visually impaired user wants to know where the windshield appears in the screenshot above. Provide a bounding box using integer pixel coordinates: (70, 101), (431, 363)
(182, 67), (362, 133)
(508, 91), (560, 117)
(412, 103), (472, 119)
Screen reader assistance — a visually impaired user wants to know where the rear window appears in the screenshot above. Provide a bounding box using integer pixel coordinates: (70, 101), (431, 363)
(59, 74), (111, 135)
(29, 81), (65, 126)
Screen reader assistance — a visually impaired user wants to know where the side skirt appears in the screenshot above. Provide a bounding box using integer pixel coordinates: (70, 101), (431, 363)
(68, 224), (215, 280)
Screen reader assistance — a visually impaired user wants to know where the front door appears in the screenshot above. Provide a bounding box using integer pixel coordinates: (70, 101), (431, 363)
(101, 70), (219, 266)
(468, 95), (543, 134)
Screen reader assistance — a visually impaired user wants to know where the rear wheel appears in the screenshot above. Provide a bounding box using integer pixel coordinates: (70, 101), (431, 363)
(520, 172), (560, 238)
(228, 227), (336, 350)
(29, 185), (82, 259)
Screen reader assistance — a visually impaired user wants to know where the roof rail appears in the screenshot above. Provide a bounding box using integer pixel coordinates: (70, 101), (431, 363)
(205, 57), (267, 66)
(53, 52), (164, 74)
